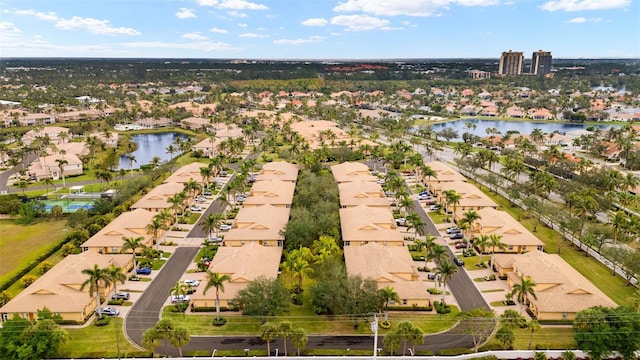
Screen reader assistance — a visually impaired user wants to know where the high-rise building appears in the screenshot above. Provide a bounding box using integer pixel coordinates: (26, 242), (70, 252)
(498, 50), (524, 75)
(531, 50), (552, 76)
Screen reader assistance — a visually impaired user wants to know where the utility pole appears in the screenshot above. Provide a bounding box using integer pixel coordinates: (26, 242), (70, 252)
(370, 313), (379, 359)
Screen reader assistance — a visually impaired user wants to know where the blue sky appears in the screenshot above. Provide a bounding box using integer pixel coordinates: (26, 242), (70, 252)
(1, 0), (638, 59)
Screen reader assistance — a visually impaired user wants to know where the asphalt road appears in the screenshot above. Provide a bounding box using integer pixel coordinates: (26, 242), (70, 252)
(124, 246), (201, 351)
(0, 153), (37, 193)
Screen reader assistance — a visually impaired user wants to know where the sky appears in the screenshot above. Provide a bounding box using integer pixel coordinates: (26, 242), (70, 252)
(0, 0), (638, 59)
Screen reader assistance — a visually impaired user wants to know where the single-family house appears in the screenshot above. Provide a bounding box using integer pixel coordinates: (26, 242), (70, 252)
(28, 153), (83, 181)
(22, 126), (71, 145)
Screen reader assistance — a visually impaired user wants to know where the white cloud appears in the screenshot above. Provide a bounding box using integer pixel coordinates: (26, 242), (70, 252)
(176, 8), (197, 19)
(210, 27), (229, 34)
(197, 0), (268, 10)
(333, 0), (499, 17)
(227, 10), (247, 17)
(237, 23), (248, 27)
(239, 32), (268, 38)
(302, 18), (328, 27)
(123, 40), (236, 52)
(568, 17), (587, 23)
(540, 0), (630, 11)
(330, 15), (390, 31)
(273, 35), (325, 45)
(55, 16), (141, 35)
(183, 32), (208, 40)
(0, 22), (21, 33)
(14, 9), (59, 21)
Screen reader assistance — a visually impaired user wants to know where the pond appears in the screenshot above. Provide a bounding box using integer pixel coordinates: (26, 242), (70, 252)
(117, 132), (189, 170)
(421, 119), (615, 140)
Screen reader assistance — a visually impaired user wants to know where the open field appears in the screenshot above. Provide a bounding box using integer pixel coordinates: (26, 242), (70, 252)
(0, 219), (68, 290)
(482, 326), (576, 350)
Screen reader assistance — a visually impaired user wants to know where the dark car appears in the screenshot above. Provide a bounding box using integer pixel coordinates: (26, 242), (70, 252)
(450, 232), (463, 240)
(427, 273), (437, 280)
(455, 242), (467, 249)
(453, 258), (465, 266)
(136, 267), (151, 275)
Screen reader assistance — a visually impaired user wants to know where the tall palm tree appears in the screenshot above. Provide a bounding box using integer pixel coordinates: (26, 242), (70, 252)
(121, 236), (144, 272)
(278, 321), (292, 356)
(461, 210), (481, 246)
(55, 158), (68, 187)
(290, 328), (308, 356)
(473, 234), (490, 267)
(147, 217), (164, 250)
(106, 264), (126, 295)
(443, 190), (461, 226)
(80, 264), (113, 318)
(199, 213), (225, 241)
(511, 275), (537, 315)
(169, 327), (191, 357)
(434, 259), (457, 307)
(261, 322), (278, 357)
(126, 154), (137, 176)
(488, 234), (506, 272)
(378, 286), (400, 320)
(203, 271), (232, 320)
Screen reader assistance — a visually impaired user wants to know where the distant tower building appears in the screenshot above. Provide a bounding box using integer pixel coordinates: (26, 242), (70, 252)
(498, 50), (524, 75)
(531, 50), (552, 75)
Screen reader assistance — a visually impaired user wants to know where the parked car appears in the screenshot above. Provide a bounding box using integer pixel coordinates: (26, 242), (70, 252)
(220, 224), (232, 231)
(376, 179), (385, 184)
(419, 190), (430, 196)
(183, 279), (200, 287)
(446, 227), (460, 234)
(453, 258), (465, 266)
(111, 292), (130, 300)
(203, 190), (212, 196)
(220, 171), (229, 177)
(101, 307), (120, 316)
(450, 232), (464, 240)
(190, 205), (203, 212)
(207, 236), (223, 243)
(171, 294), (190, 304)
(418, 194), (431, 200)
(455, 242), (468, 249)
(429, 204), (440, 211)
(195, 196), (207, 203)
(384, 191), (396, 197)
(395, 217), (406, 226)
(136, 267), (151, 275)
(427, 273), (437, 280)
(235, 195), (247, 202)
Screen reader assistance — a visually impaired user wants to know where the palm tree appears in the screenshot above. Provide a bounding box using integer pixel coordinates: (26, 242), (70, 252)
(147, 217), (164, 250)
(106, 264), (126, 295)
(378, 286), (400, 320)
(278, 321), (292, 356)
(121, 236), (144, 272)
(527, 319), (541, 350)
(261, 322), (279, 356)
(80, 264), (113, 318)
(473, 234), (490, 267)
(488, 234), (506, 272)
(203, 271), (232, 320)
(283, 248), (313, 292)
(142, 328), (161, 357)
(54, 158), (68, 187)
(434, 259), (457, 307)
(511, 275), (537, 315)
(43, 177), (54, 197)
(200, 213), (225, 241)
(169, 326), (191, 357)
(460, 210), (481, 246)
(126, 154), (137, 176)
(290, 327), (308, 356)
(405, 212), (425, 240)
(443, 190), (461, 226)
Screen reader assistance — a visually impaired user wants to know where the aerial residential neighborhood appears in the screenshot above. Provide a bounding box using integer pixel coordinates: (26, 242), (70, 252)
(0, 58), (639, 359)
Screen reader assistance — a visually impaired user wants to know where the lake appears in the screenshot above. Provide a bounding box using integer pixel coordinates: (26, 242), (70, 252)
(421, 119), (615, 140)
(117, 132), (189, 170)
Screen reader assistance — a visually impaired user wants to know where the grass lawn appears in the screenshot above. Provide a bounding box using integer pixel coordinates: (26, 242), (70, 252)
(482, 326), (576, 351)
(474, 181), (636, 308)
(58, 317), (149, 359)
(0, 219), (68, 291)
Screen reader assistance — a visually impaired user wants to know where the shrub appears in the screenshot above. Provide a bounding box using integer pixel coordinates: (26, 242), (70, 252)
(386, 306), (433, 312)
(434, 301), (451, 314)
(427, 288), (442, 295)
(108, 299), (124, 306)
(212, 317), (227, 326)
(38, 261), (54, 275)
(21, 274), (37, 288)
(95, 317), (111, 326)
(379, 320), (392, 329)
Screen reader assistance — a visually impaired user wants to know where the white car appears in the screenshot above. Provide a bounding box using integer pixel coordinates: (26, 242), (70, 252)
(429, 205), (440, 211)
(220, 224), (232, 231)
(101, 307), (120, 316)
(395, 217), (406, 226)
(171, 294), (190, 303)
(183, 279), (200, 287)
(417, 194), (431, 200)
(190, 205), (203, 212)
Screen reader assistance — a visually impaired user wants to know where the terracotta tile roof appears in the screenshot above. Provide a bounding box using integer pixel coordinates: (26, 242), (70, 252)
(340, 205), (404, 243)
(257, 161), (299, 182)
(163, 162), (209, 184)
(243, 179), (295, 206)
(331, 162), (376, 183)
(131, 182), (185, 210)
(473, 208), (544, 248)
(338, 180), (390, 207)
(81, 208), (155, 249)
(223, 205), (290, 242)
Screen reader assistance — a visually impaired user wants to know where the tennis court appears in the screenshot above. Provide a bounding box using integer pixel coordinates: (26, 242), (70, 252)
(42, 200), (95, 213)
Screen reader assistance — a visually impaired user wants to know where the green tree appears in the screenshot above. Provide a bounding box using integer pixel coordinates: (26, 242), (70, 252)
(496, 325), (515, 350)
(511, 275), (537, 315)
(290, 327), (308, 356)
(121, 236), (144, 272)
(199, 213), (225, 242)
(260, 322), (279, 357)
(527, 319), (541, 350)
(234, 276), (290, 318)
(378, 286), (400, 319)
(434, 260), (457, 306)
(574, 306), (640, 360)
(80, 264), (113, 318)
(277, 321), (292, 356)
(106, 264), (126, 295)
(383, 331), (402, 355)
(443, 189), (461, 225)
(0, 313), (68, 360)
(169, 326), (191, 357)
(458, 307), (497, 352)
(203, 271), (232, 320)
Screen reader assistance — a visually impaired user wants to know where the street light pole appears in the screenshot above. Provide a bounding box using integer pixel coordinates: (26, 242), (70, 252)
(370, 314), (379, 359)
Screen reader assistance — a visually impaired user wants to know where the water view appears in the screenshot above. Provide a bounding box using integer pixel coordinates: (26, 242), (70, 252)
(422, 119), (615, 140)
(117, 132), (189, 170)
